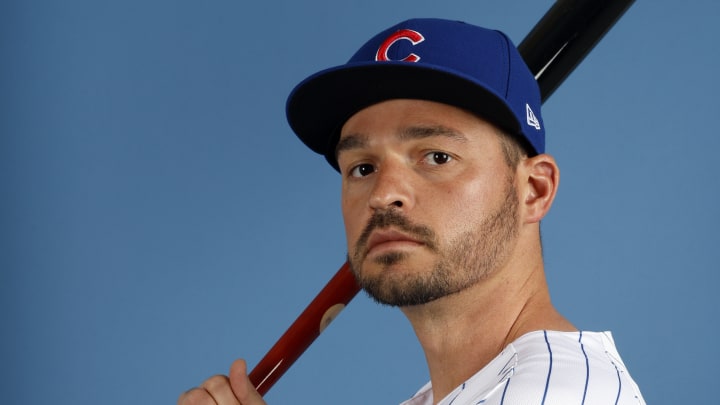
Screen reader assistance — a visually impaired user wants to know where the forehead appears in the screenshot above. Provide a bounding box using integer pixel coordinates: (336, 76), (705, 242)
(338, 99), (499, 145)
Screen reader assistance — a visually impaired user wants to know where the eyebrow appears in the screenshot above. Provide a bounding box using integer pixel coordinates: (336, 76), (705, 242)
(335, 125), (468, 157)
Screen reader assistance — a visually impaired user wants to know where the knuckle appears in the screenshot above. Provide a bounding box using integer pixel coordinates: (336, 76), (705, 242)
(178, 387), (211, 405)
(201, 374), (230, 391)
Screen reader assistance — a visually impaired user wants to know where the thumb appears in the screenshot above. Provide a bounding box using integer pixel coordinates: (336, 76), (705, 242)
(229, 359), (267, 405)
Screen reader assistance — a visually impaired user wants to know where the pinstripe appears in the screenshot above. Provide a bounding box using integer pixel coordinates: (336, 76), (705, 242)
(613, 362), (622, 405)
(399, 331), (645, 405)
(579, 331), (589, 405)
(498, 377), (511, 405)
(540, 330), (552, 405)
(447, 383), (465, 405)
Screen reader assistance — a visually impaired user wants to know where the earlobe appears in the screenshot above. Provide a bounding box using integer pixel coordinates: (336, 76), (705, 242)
(520, 154), (559, 224)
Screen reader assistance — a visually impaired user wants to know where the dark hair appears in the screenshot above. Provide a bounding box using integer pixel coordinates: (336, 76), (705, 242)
(495, 128), (530, 168)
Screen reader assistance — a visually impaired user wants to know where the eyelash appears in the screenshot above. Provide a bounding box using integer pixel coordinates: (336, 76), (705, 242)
(349, 163), (375, 178)
(347, 151), (454, 178)
(423, 151), (452, 165)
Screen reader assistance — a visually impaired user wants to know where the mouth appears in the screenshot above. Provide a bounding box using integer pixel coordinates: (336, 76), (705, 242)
(364, 229), (425, 257)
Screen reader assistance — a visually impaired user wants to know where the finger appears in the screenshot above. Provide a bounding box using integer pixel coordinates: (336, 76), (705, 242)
(200, 375), (242, 405)
(229, 359), (267, 405)
(177, 386), (217, 405)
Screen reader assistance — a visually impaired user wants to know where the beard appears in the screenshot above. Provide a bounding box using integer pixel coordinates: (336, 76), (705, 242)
(348, 179), (519, 307)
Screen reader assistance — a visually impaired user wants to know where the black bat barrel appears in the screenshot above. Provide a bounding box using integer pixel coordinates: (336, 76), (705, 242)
(519, 0), (635, 101)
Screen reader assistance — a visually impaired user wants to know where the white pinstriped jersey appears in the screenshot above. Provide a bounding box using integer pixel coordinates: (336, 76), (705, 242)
(401, 331), (645, 405)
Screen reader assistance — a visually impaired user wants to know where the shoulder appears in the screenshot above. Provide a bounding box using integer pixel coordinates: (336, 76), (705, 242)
(494, 331), (645, 404)
(402, 331), (646, 405)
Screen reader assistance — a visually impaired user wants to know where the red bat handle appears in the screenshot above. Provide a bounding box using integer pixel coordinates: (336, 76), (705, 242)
(248, 262), (361, 396)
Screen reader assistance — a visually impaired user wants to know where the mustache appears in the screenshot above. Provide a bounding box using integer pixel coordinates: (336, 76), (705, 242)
(354, 209), (438, 258)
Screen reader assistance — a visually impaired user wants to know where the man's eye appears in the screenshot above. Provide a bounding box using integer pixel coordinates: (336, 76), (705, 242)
(350, 163), (376, 178)
(423, 152), (452, 165)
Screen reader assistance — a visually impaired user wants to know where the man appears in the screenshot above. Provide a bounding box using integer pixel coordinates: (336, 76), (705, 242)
(179, 18), (646, 405)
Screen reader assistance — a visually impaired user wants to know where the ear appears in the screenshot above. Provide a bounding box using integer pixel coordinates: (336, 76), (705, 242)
(518, 153), (559, 224)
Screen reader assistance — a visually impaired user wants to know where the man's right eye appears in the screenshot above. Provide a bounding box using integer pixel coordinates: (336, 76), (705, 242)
(349, 163), (376, 178)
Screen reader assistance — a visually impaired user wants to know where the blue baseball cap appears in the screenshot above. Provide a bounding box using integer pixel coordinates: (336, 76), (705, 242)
(286, 18), (544, 171)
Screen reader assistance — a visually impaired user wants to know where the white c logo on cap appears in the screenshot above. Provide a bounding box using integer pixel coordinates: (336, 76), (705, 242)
(375, 29), (425, 62)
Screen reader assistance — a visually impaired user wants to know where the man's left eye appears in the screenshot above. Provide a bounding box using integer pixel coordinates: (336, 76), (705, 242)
(423, 152), (452, 165)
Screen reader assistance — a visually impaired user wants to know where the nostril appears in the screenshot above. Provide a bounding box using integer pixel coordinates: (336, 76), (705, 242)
(392, 201), (403, 208)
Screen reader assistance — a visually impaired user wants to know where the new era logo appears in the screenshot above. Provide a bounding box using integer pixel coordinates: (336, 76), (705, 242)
(526, 104), (541, 130)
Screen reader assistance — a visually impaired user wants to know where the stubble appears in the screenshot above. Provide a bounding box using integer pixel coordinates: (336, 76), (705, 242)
(348, 179), (519, 307)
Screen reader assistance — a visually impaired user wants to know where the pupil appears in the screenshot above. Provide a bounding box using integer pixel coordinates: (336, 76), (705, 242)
(434, 153), (449, 164)
(360, 164), (373, 176)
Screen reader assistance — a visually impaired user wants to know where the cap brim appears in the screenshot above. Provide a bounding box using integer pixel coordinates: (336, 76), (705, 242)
(286, 61), (522, 171)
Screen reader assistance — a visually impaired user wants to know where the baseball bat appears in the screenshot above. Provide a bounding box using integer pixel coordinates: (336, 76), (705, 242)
(248, 0), (635, 396)
(249, 262), (360, 394)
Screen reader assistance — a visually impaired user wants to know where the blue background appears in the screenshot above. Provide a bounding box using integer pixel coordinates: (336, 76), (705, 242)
(3, 1), (718, 403)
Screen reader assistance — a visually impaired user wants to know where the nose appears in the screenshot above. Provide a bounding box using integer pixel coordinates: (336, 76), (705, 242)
(368, 163), (414, 211)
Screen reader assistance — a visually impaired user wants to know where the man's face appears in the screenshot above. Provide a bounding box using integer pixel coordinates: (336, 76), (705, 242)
(336, 99), (521, 307)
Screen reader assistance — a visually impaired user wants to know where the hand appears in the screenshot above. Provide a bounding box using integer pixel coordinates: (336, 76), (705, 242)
(178, 359), (267, 405)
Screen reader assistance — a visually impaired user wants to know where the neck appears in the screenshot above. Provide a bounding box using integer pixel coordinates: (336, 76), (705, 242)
(400, 250), (575, 403)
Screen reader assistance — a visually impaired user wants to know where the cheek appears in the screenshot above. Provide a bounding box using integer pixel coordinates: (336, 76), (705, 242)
(433, 177), (498, 232)
(341, 194), (365, 246)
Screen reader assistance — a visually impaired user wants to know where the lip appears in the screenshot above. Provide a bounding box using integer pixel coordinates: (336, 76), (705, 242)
(365, 229), (424, 256)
